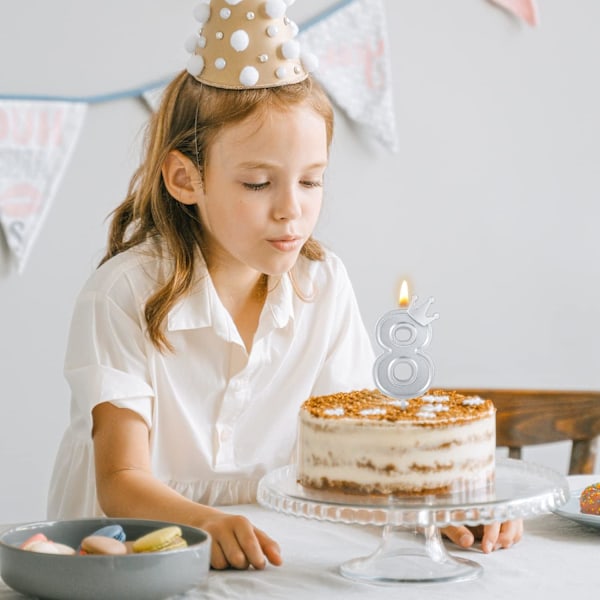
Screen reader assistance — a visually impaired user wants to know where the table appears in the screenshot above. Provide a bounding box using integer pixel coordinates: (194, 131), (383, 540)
(0, 475), (597, 599)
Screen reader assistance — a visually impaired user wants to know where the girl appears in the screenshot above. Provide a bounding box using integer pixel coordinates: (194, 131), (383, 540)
(48, 0), (521, 570)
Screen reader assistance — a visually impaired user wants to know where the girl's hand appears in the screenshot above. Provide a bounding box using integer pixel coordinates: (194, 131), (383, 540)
(442, 519), (523, 553)
(200, 512), (283, 570)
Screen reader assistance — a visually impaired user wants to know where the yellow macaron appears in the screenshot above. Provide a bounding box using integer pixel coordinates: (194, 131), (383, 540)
(132, 526), (188, 553)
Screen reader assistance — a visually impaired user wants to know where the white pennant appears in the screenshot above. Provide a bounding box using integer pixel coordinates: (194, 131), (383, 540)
(0, 101), (86, 273)
(299, 0), (399, 153)
(142, 86), (165, 112)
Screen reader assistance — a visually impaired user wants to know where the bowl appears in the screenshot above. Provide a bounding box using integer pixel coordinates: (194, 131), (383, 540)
(0, 517), (211, 600)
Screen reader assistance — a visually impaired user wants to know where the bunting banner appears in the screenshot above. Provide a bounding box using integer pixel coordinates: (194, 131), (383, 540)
(300, 0), (399, 153)
(0, 0), (539, 273)
(141, 86), (165, 113)
(489, 0), (539, 26)
(0, 101), (87, 272)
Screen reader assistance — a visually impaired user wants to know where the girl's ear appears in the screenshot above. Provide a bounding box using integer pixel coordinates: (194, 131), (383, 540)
(162, 150), (203, 206)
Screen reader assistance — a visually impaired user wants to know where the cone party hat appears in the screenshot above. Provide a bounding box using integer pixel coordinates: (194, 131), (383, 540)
(185, 0), (318, 89)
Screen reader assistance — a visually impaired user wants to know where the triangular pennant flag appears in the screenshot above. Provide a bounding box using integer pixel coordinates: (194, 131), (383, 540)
(142, 86), (166, 113)
(489, 0), (539, 26)
(0, 101), (86, 272)
(299, 0), (399, 153)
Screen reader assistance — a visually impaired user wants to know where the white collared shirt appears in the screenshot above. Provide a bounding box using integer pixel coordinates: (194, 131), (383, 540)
(47, 242), (375, 518)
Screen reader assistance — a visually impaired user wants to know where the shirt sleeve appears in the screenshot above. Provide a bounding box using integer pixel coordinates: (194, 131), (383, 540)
(309, 256), (376, 396)
(64, 286), (154, 433)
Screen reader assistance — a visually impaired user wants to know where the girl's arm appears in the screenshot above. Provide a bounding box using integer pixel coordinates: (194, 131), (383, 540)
(92, 402), (282, 570)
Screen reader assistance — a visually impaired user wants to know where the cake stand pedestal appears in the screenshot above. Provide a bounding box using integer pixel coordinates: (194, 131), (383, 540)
(257, 458), (569, 584)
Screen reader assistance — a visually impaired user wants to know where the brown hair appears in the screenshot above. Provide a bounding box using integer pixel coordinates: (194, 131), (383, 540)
(100, 71), (334, 351)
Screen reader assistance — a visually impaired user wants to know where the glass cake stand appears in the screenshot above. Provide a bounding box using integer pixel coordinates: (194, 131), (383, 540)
(257, 458), (569, 584)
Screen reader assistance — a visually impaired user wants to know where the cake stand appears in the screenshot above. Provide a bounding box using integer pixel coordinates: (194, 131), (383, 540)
(257, 458), (569, 584)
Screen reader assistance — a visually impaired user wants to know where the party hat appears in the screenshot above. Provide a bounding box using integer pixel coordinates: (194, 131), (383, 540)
(184, 0), (318, 89)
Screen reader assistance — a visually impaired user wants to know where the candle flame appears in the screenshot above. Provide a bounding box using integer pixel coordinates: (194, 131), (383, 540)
(398, 280), (410, 307)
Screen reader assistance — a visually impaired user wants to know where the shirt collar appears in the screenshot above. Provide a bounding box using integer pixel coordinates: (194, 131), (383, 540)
(167, 257), (296, 333)
(262, 273), (295, 330)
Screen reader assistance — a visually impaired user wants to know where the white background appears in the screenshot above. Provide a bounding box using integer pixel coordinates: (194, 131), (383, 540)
(0, 0), (598, 522)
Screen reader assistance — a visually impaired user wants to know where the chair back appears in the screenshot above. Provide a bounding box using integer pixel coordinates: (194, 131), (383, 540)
(445, 389), (600, 474)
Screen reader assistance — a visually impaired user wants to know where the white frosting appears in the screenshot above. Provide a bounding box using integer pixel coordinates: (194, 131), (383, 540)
(360, 408), (387, 416)
(323, 407), (344, 417)
(416, 411), (436, 419)
(422, 394), (450, 402)
(462, 396), (485, 406)
(386, 399), (410, 409)
(298, 399), (495, 494)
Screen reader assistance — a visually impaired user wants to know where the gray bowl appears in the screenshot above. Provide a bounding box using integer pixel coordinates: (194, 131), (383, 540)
(0, 517), (211, 600)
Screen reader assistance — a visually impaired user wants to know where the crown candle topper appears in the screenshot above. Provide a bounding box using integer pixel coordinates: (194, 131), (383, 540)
(373, 280), (439, 401)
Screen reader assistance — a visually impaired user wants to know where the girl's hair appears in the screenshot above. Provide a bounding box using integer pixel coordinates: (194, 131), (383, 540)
(100, 71), (335, 351)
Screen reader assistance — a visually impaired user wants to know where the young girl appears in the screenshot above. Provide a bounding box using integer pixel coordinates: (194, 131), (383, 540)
(48, 0), (521, 569)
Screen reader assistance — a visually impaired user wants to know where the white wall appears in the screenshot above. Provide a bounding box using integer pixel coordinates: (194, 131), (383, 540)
(1, 0), (598, 522)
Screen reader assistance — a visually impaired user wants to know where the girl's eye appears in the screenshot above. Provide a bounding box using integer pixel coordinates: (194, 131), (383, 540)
(243, 182), (270, 191)
(301, 180), (323, 189)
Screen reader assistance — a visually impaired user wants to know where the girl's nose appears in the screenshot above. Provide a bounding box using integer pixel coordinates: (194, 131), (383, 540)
(273, 185), (301, 221)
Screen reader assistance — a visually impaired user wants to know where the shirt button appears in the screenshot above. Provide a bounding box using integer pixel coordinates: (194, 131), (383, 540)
(220, 427), (233, 443)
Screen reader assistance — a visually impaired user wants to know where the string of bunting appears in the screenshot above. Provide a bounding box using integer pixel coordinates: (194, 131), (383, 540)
(0, 0), (538, 273)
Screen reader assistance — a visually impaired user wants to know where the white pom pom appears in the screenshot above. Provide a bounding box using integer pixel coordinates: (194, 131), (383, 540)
(215, 57), (227, 70)
(301, 52), (319, 73)
(288, 21), (299, 38)
(240, 66), (260, 87)
(230, 29), (250, 52)
(281, 40), (300, 60)
(187, 54), (205, 77)
(225, 0), (243, 4)
(220, 8), (232, 19)
(265, 0), (287, 19)
(266, 25), (279, 38)
(184, 34), (199, 54)
(193, 2), (211, 24)
(275, 66), (287, 79)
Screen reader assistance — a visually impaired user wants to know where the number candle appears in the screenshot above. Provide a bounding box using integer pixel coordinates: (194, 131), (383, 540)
(373, 280), (439, 400)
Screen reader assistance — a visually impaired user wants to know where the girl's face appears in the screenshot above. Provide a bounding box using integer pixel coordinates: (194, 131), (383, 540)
(195, 102), (328, 277)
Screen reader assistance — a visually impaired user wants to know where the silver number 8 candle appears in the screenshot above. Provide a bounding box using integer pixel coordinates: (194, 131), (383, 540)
(373, 281), (439, 400)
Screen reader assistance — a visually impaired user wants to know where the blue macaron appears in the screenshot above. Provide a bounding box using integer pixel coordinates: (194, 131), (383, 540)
(86, 524), (126, 543)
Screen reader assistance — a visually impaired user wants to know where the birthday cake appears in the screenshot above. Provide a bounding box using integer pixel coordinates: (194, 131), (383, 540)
(297, 389), (496, 495)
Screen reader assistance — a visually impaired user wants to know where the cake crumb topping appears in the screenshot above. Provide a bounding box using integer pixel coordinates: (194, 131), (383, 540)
(301, 389), (495, 425)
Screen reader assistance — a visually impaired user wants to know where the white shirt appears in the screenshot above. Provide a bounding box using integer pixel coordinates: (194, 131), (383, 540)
(47, 243), (375, 519)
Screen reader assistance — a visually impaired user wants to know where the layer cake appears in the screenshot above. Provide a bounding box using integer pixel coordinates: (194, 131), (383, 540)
(297, 389), (495, 495)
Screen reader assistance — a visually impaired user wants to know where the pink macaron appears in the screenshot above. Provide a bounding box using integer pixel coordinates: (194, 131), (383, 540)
(19, 533), (48, 550)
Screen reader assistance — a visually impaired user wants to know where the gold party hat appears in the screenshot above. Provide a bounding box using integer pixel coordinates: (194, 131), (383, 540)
(184, 0), (318, 89)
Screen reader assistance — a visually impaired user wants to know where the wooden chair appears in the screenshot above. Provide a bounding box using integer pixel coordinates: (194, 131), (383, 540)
(444, 389), (600, 474)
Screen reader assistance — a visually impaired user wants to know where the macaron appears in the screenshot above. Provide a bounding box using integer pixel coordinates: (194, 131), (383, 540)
(87, 524), (126, 543)
(132, 526), (188, 553)
(77, 523), (127, 552)
(26, 540), (76, 555)
(19, 533), (48, 550)
(80, 535), (127, 556)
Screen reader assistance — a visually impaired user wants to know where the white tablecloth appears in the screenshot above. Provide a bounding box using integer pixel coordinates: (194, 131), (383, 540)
(1, 475), (597, 599)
